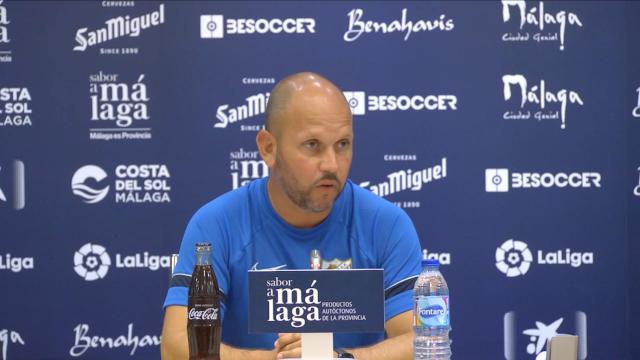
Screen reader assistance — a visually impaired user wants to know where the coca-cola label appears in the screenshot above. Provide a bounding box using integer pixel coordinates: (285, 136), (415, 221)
(188, 306), (219, 321)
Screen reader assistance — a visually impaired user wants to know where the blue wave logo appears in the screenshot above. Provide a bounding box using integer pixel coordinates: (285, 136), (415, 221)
(71, 165), (110, 204)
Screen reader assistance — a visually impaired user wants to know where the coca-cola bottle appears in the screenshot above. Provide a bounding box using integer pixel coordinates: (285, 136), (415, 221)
(188, 243), (221, 360)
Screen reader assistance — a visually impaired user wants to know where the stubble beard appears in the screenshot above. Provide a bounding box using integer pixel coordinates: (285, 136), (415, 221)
(274, 155), (342, 213)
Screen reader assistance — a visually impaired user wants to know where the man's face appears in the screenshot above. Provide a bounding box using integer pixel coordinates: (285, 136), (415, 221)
(272, 93), (353, 213)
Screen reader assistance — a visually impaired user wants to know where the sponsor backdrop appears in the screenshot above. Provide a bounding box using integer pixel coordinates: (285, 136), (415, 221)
(0, 1), (638, 359)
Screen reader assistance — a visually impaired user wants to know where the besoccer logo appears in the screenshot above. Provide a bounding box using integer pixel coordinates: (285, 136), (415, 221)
(495, 239), (532, 277)
(485, 168), (509, 192)
(71, 165), (110, 204)
(74, 243), (111, 281)
(343, 91), (366, 115)
(200, 15), (223, 38)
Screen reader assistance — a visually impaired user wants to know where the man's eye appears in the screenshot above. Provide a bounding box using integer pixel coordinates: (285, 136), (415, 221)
(305, 141), (318, 149)
(338, 140), (351, 148)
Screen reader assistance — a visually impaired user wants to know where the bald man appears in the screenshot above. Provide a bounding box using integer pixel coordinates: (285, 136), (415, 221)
(162, 73), (422, 359)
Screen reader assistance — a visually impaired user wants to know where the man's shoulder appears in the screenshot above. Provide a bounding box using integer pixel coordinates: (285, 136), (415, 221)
(191, 178), (263, 224)
(347, 180), (420, 260)
(348, 179), (405, 218)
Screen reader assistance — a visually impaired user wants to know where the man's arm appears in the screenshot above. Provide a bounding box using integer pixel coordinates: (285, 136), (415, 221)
(161, 306), (278, 360)
(275, 310), (414, 359)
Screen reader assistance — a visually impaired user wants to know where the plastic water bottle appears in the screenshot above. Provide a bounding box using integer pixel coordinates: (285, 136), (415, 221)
(413, 249), (451, 359)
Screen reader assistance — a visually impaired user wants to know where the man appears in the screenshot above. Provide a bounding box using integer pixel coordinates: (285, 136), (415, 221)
(162, 72), (421, 359)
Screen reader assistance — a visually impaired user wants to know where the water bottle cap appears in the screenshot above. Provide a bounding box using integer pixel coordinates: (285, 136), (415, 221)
(195, 242), (212, 252)
(424, 259), (440, 267)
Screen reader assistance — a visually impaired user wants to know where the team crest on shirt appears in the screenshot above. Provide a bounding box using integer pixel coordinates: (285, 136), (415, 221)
(321, 258), (352, 269)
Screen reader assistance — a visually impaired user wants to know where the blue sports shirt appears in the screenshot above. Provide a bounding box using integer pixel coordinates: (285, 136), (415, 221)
(164, 177), (422, 349)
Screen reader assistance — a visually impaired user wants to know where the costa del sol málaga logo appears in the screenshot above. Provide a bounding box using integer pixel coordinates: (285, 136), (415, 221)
(495, 239), (532, 277)
(71, 165), (110, 203)
(74, 243), (111, 281)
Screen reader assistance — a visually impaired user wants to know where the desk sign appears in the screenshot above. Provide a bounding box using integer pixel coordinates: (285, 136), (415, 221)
(248, 269), (384, 333)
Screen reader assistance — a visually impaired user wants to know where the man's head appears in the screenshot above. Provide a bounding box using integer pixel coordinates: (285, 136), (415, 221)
(257, 72), (353, 218)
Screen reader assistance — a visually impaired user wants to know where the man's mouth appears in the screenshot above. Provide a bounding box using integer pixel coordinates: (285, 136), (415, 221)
(317, 181), (338, 188)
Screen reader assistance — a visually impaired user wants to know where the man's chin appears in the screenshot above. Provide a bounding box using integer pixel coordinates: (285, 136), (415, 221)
(307, 205), (333, 213)
(305, 198), (335, 213)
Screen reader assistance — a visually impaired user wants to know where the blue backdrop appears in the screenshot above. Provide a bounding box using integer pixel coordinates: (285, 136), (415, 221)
(1, 1), (638, 359)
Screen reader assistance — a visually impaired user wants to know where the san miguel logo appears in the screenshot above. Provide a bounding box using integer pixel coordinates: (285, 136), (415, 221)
(215, 93), (269, 129)
(73, 3), (165, 53)
(359, 157), (447, 197)
(501, 0), (583, 51)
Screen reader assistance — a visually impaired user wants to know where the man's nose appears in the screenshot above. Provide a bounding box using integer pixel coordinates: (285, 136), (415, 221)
(319, 148), (338, 173)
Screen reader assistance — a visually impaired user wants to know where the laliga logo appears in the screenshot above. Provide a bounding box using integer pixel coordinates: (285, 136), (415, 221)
(496, 239), (594, 278)
(73, 242), (170, 282)
(0, 253), (34, 273)
(74, 243), (111, 281)
(495, 239), (532, 277)
(72, 165), (110, 204)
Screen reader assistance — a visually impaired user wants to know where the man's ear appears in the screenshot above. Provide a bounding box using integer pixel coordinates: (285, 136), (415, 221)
(256, 129), (276, 167)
